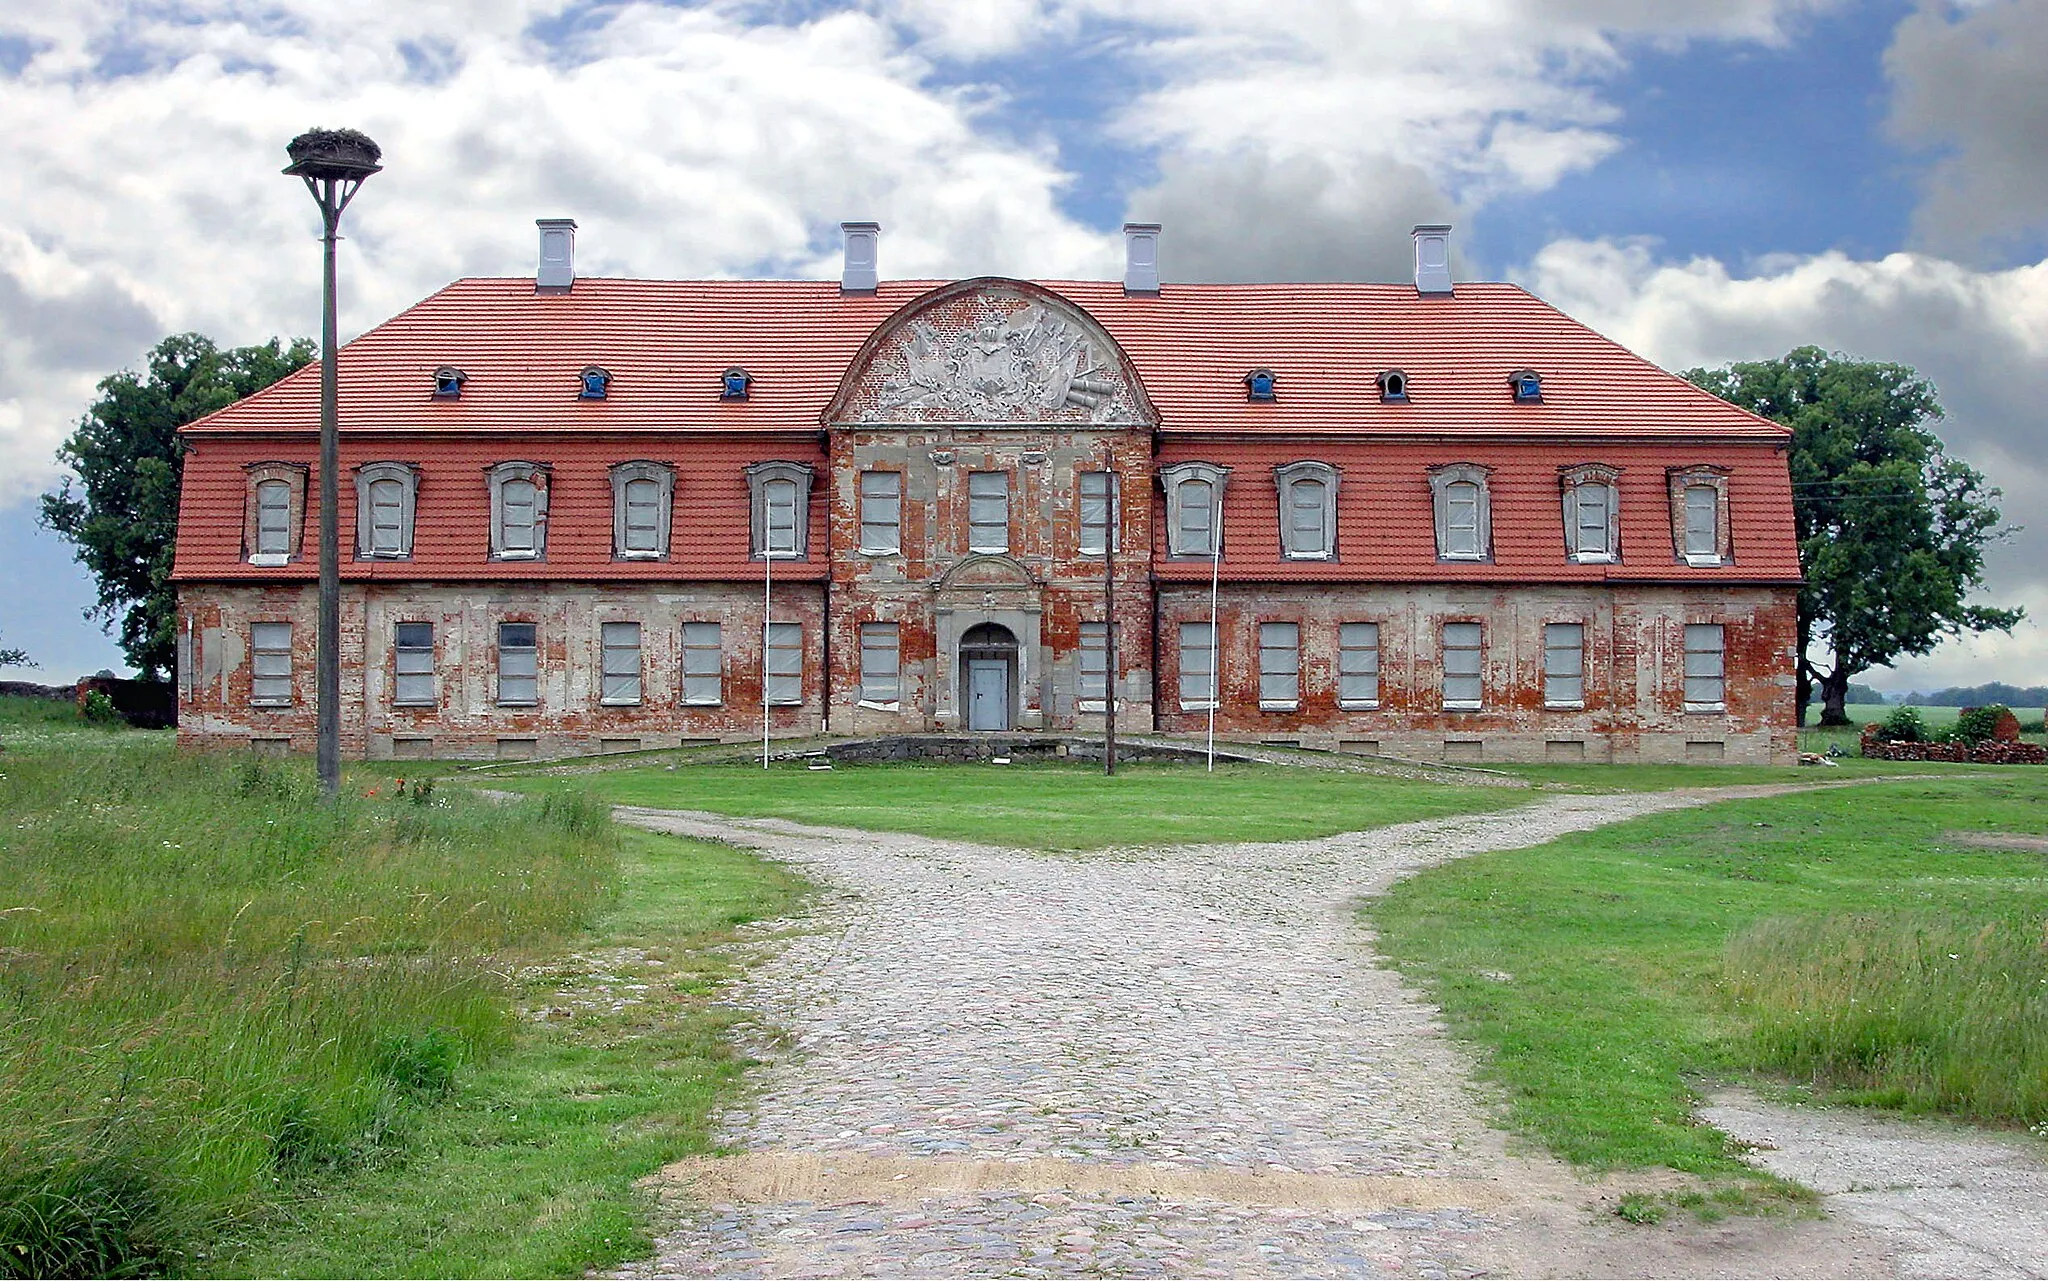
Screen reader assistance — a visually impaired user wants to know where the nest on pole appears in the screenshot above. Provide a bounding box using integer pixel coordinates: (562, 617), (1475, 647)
(283, 128), (382, 181)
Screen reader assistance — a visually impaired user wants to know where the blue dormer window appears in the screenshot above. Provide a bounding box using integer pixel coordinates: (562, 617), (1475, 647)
(580, 366), (610, 400)
(433, 366), (467, 399)
(721, 366), (752, 401)
(1244, 368), (1277, 402)
(1510, 369), (1543, 403)
(1378, 369), (1409, 403)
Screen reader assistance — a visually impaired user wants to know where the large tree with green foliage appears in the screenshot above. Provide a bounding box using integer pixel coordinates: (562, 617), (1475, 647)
(40, 333), (314, 680)
(1685, 346), (2021, 726)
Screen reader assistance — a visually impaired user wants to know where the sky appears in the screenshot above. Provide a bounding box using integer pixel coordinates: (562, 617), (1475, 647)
(3, 0), (2046, 694)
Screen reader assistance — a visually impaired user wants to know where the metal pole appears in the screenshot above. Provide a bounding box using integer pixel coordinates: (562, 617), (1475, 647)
(1206, 492), (1222, 773)
(1103, 449), (1117, 777)
(315, 185), (342, 798)
(762, 544), (772, 769)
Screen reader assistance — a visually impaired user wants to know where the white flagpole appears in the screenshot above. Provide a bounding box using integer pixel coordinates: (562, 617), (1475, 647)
(1206, 491), (1223, 773)
(762, 538), (772, 770)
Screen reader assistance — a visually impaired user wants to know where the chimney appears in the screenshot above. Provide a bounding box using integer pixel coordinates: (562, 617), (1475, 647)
(841, 221), (879, 294)
(536, 218), (577, 293)
(1412, 224), (1452, 296)
(1123, 222), (1161, 295)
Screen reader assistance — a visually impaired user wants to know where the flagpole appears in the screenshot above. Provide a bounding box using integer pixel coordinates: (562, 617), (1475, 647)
(762, 541), (772, 770)
(1206, 492), (1222, 773)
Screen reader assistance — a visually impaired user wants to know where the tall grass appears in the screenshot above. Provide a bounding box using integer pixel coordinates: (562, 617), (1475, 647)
(1725, 912), (2048, 1124)
(0, 737), (616, 1276)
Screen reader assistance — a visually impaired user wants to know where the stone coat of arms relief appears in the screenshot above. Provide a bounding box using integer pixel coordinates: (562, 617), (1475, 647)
(858, 299), (1135, 425)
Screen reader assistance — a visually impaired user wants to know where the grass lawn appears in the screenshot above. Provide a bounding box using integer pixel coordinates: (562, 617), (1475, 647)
(1370, 772), (2048, 1183)
(489, 758), (1528, 849)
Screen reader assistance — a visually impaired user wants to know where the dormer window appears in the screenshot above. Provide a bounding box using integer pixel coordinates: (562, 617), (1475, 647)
(1244, 369), (1277, 402)
(1559, 464), (1621, 563)
(243, 461), (307, 567)
(1509, 369), (1543, 403)
(354, 462), (419, 559)
(433, 366), (467, 399)
(745, 460), (813, 559)
(721, 367), (752, 401)
(1428, 463), (1493, 562)
(1669, 467), (1731, 566)
(1378, 369), (1409, 403)
(1159, 461), (1230, 558)
(579, 366), (611, 400)
(1273, 460), (1338, 560)
(610, 461), (674, 560)
(487, 461), (550, 560)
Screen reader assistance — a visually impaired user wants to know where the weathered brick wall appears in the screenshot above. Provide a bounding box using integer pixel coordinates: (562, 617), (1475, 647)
(1154, 582), (1797, 764)
(177, 581), (826, 760)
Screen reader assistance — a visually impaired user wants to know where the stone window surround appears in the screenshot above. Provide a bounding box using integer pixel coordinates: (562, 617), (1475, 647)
(1669, 466), (1733, 566)
(746, 460), (814, 560)
(487, 460), (551, 561)
(1428, 463), (1493, 563)
(1273, 460), (1339, 561)
(1160, 461), (1231, 558)
(1559, 463), (1621, 564)
(609, 460), (674, 560)
(353, 461), (419, 560)
(243, 461), (307, 565)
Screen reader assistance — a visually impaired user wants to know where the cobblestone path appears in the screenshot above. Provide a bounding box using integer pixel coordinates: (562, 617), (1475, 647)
(612, 787), (1804, 1279)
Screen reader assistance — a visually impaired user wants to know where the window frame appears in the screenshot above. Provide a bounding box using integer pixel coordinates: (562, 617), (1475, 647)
(1668, 467), (1731, 566)
(859, 470), (902, 556)
(858, 621), (900, 707)
(392, 621), (436, 707)
(600, 620), (642, 706)
(244, 462), (306, 565)
(764, 621), (803, 706)
(1543, 621), (1586, 709)
(353, 461), (419, 560)
(1078, 471), (1116, 557)
(496, 621), (538, 707)
(1558, 464), (1621, 564)
(1273, 460), (1339, 561)
(1257, 621), (1301, 711)
(745, 461), (814, 560)
(1338, 621), (1381, 709)
(681, 621), (722, 707)
(609, 461), (673, 560)
(966, 470), (1011, 555)
(1683, 622), (1726, 712)
(1077, 620), (1109, 707)
(486, 461), (550, 561)
(1441, 620), (1484, 710)
(1178, 620), (1217, 711)
(1159, 461), (1230, 558)
(249, 621), (294, 707)
(1428, 463), (1493, 563)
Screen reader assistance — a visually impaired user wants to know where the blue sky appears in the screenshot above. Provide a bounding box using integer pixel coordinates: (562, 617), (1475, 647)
(4, 0), (2047, 690)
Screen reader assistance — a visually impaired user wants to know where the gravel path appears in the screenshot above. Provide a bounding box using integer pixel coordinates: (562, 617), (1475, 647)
(610, 786), (1821, 1279)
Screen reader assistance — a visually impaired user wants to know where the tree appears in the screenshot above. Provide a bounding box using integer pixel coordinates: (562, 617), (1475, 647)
(0, 629), (29, 667)
(40, 333), (314, 680)
(1686, 346), (2022, 726)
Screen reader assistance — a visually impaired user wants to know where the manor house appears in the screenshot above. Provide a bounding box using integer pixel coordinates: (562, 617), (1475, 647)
(172, 222), (1800, 763)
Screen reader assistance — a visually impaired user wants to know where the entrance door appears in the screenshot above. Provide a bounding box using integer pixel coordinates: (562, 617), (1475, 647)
(967, 658), (1010, 731)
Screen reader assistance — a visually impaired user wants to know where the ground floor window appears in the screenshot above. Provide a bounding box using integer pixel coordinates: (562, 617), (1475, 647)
(859, 622), (899, 705)
(766, 622), (802, 705)
(1442, 622), (1483, 709)
(682, 621), (722, 705)
(1544, 622), (1584, 707)
(1179, 621), (1216, 709)
(497, 622), (537, 705)
(1077, 622), (1108, 703)
(1258, 621), (1299, 709)
(1339, 622), (1379, 708)
(601, 621), (642, 705)
(250, 622), (293, 706)
(1684, 623), (1725, 710)
(394, 622), (435, 706)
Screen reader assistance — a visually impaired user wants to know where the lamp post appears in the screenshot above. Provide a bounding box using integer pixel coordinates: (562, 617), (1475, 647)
(283, 128), (381, 798)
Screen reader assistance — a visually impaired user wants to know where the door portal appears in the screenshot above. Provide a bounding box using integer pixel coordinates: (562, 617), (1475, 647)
(960, 622), (1018, 731)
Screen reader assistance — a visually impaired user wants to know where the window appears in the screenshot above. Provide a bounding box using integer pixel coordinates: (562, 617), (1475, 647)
(244, 463), (306, 565)
(579, 366), (610, 399)
(1685, 487), (1718, 556)
(250, 622), (293, 706)
(1670, 468), (1730, 565)
(1178, 621), (1216, 709)
(1377, 369), (1409, 403)
(1077, 621), (1109, 703)
(1442, 622), (1483, 709)
(1339, 622), (1380, 707)
(354, 462), (418, 559)
(765, 622), (802, 705)
(1160, 461), (1230, 557)
(254, 480), (291, 557)
(486, 462), (549, 560)
(967, 471), (1009, 554)
(1544, 622), (1585, 707)
(1274, 461), (1338, 560)
(859, 623), (899, 705)
(1243, 368), (1277, 401)
(859, 471), (901, 555)
(682, 622), (722, 706)
(610, 462), (673, 559)
(1558, 465), (1619, 562)
(394, 622), (435, 706)
(600, 621), (641, 705)
(1258, 622), (1300, 710)
(432, 366), (466, 398)
(497, 622), (537, 706)
(1684, 624), (1725, 710)
(1429, 464), (1492, 562)
(1079, 471), (1114, 556)
(1509, 369), (1543, 403)
(720, 366), (752, 401)
(745, 461), (813, 559)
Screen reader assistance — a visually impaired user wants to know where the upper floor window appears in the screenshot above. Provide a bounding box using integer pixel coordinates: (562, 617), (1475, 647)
(860, 470), (901, 555)
(1377, 369), (1410, 403)
(967, 471), (1010, 554)
(745, 461), (813, 560)
(1669, 467), (1731, 565)
(488, 461), (550, 560)
(721, 366), (752, 401)
(1442, 621), (1483, 709)
(1079, 471), (1115, 556)
(1429, 463), (1492, 562)
(497, 622), (538, 706)
(1243, 368), (1277, 402)
(610, 461), (673, 560)
(244, 462), (307, 566)
(1559, 464), (1620, 563)
(1160, 461), (1230, 558)
(579, 366), (611, 399)
(393, 622), (435, 707)
(354, 461), (419, 560)
(1273, 460), (1338, 560)
(1509, 368), (1543, 403)
(432, 366), (466, 399)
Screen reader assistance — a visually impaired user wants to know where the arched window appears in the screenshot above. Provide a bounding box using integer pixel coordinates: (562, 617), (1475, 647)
(354, 461), (419, 559)
(609, 461), (674, 559)
(1559, 464), (1620, 563)
(1428, 463), (1492, 562)
(487, 461), (550, 560)
(1668, 467), (1731, 565)
(745, 460), (814, 559)
(1273, 460), (1338, 559)
(243, 461), (307, 565)
(1159, 461), (1230, 557)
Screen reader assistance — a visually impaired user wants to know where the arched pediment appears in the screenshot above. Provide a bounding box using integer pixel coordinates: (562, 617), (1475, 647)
(825, 278), (1157, 428)
(936, 552), (1038, 590)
